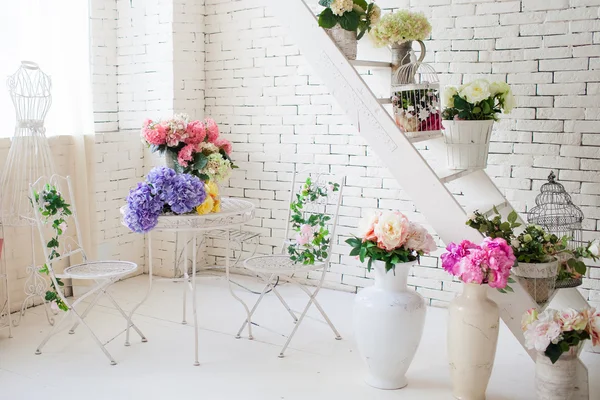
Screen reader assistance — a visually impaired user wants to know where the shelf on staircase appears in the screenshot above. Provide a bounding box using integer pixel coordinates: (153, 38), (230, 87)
(350, 60), (392, 68)
(436, 168), (479, 184)
(408, 132), (444, 143)
(377, 98), (392, 104)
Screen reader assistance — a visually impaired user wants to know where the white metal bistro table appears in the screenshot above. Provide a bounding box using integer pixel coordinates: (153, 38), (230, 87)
(120, 197), (255, 366)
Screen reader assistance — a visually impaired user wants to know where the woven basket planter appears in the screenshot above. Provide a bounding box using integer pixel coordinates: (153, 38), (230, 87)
(442, 120), (494, 170)
(513, 259), (559, 305)
(326, 25), (357, 60)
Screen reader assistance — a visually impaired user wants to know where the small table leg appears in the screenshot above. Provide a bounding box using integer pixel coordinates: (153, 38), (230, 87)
(126, 231), (153, 346)
(192, 232), (200, 366)
(224, 229), (253, 340)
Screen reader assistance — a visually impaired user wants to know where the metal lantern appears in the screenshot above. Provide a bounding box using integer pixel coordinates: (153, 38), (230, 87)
(528, 171), (584, 249)
(391, 51), (441, 139)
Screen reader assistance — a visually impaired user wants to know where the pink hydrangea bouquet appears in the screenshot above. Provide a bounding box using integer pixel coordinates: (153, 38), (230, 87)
(345, 210), (437, 272)
(522, 307), (600, 363)
(141, 113), (235, 183)
(441, 238), (515, 289)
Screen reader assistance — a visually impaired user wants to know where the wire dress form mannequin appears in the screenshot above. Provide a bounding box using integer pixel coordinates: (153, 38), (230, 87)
(1, 61), (56, 225)
(0, 62), (57, 326)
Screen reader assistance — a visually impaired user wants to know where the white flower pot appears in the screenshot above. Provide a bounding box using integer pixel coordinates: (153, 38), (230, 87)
(325, 25), (357, 60)
(535, 347), (578, 400)
(513, 260), (559, 304)
(353, 260), (426, 390)
(448, 283), (499, 400)
(442, 120), (494, 170)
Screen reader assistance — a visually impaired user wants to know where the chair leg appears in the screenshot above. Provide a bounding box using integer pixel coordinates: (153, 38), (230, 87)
(278, 294), (315, 358)
(102, 289), (147, 344)
(68, 289), (103, 334)
(236, 274), (276, 339)
(35, 309), (72, 355)
(296, 283), (341, 340)
(271, 285), (298, 323)
(70, 309), (118, 365)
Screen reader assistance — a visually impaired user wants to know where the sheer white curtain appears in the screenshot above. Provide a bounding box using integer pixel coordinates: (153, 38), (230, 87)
(0, 0), (93, 137)
(0, 1), (97, 260)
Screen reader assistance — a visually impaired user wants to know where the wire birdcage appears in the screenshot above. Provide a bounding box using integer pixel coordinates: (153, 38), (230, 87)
(528, 171), (584, 249)
(391, 51), (441, 139)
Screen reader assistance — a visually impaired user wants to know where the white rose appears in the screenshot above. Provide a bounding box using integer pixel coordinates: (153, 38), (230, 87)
(489, 81), (510, 97)
(443, 86), (458, 108)
(588, 239), (599, 257)
(501, 90), (516, 114)
(459, 79), (491, 104)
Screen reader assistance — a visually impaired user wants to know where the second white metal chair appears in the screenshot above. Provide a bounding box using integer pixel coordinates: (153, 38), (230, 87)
(237, 168), (345, 357)
(31, 175), (146, 365)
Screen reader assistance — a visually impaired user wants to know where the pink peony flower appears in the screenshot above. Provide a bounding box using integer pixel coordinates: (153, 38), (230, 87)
(559, 308), (588, 332)
(524, 320), (562, 352)
(373, 211), (410, 251)
(214, 137), (232, 155)
(205, 118), (220, 142)
(143, 118), (153, 128)
(142, 126), (167, 146)
(177, 144), (196, 167)
(405, 222), (437, 253)
(185, 120), (207, 145)
(441, 240), (478, 276)
(585, 308), (600, 346)
(359, 212), (380, 243)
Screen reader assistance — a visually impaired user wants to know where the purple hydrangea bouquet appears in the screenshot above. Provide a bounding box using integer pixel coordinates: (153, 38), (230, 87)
(124, 166), (206, 233)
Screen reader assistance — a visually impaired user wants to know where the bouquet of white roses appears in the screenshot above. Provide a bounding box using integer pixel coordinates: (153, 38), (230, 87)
(442, 79), (515, 121)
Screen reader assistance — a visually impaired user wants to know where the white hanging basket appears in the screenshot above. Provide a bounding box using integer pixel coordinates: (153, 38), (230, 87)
(442, 120), (494, 170)
(325, 25), (357, 60)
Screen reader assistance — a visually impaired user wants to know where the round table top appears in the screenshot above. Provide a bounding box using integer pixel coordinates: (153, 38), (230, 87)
(121, 197), (255, 232)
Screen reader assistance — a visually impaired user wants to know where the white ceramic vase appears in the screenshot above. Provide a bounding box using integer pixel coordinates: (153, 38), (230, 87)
(447, 283), (499, 400)
(442, 120), (494, 170)
(353, 260), (426, 390)
(535, 347), (578, 400)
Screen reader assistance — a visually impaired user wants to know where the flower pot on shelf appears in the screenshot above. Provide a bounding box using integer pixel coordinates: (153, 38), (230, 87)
(391, 40), (426, 82)
(535, 347), (578, 400)
(447, 283), (499, 400)
(513, 259), (559, 305)
(353, 260), (426, 390)
(442, 120), (494, 170)
(326, 25), (357, 60)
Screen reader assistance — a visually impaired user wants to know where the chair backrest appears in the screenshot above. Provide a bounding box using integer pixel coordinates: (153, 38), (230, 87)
(282, 165), (345, 268)
(30, 174), (86, 280)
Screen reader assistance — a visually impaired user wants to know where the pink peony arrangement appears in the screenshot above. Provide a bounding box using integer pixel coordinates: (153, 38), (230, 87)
(522, 307), (600, 363)
(441, 238), (515, 289)
(141, 113), (234, 182)
(346, 211), (437, 272)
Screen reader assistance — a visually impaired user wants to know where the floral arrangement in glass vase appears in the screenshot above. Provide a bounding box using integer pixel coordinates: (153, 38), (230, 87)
(287, 178), (340, 265)
(392, 88), (441, 133)
(32, 184), (72, 312)
(441, 237), (516, 290)
(318, 0), (381, 40)
(345, 211), (436, 272)
(522, 307), (600, 363)
(124, 166), (207, 233)
(141, 113), (234, 183)
(442, 80), (515, 121)
(370, 10), (431, 47)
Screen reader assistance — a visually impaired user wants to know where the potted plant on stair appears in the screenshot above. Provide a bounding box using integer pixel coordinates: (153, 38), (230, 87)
(441, 80), (515, 169)
(522, 307), (600, 400)
(346, 210), (436, 390)
(317, 0), (381, 60)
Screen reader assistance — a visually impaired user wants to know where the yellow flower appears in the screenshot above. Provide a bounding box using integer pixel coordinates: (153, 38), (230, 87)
(205, 181), (219, 197)
(212, 197), (221, 213)
(196, 196), (215, 215)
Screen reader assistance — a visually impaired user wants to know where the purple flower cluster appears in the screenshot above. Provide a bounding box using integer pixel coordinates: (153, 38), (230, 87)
(124, 167), (207, 233)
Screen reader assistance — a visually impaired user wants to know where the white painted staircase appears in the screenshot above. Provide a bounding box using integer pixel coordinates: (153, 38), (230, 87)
(263, 0), (591, 398)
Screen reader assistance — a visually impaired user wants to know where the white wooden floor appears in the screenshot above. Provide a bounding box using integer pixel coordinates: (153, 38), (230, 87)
(0, 273), (598, 400)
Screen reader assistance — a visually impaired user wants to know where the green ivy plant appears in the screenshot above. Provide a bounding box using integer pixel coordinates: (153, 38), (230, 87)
(318, 0), (378, 40)
(33, 184), (72, 312)
(287, 178), (340, 265)
(466, 207), (521, 242)
(512, 225), (568, 264)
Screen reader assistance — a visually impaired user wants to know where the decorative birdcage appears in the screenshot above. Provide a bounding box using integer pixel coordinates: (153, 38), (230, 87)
(391, 51), (441, 139)
(528, 171), (584, 249)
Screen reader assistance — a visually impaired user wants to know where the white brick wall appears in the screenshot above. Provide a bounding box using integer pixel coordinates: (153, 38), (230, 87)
(204, 0), (600, 307)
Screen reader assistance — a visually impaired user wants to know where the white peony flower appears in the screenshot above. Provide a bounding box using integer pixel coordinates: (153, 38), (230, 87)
(559, 308), (587, 332)
(443, 86), (458, 108)
(459, 79), (491, 104)
(330, 0), (353, 16)
(373, 211), (410, 251)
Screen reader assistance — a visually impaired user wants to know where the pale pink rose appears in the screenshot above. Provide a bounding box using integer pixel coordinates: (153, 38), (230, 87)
(213, 137), (232, 155)
(185, 120), (207, 145)
(359, 212), (380, 243)
(559, 308), (588, 332)
(296, 233), (310, 246)
(177, 144), (196, 167)
(300, 224), (313, 236)
(585, 308), (600, 346)
(373, 211), (410, 251)
(405, 222), (437, 253)
(50, 300), (59, 313)
(205, 118), (220, 142)
(142, 126), (167, 146)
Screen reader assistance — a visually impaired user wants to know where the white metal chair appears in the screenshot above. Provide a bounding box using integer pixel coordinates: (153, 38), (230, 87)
(237, 167), (345, 357)
(31, 175), (145, 365)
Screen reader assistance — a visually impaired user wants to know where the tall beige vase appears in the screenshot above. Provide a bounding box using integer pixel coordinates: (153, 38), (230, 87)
(447, 283), (500, 400)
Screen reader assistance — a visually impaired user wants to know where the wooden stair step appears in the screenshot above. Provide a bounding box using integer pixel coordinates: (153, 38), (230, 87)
(436, 168), (479, 184)
(350, 60), (392, 68)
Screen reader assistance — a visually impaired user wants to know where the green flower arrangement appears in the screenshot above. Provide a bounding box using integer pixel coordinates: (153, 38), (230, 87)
(370, 10), (431, 47)
(32, 184), (72, 312)
(318, 0), (381, 40)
